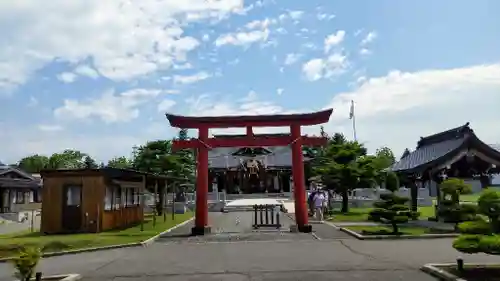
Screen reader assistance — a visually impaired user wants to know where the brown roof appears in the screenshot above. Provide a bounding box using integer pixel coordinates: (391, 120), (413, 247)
(166, 109), (333, 128)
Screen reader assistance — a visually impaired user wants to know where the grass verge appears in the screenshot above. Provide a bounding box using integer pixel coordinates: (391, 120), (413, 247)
(0, 212), (193, 258)
(328, 206), (435, 222)
(345, 225), (455, 236)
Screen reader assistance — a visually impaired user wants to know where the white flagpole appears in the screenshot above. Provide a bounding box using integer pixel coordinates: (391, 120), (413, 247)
(349, 100), (357, 141)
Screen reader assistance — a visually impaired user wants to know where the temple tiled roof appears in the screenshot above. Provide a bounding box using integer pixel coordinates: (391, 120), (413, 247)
(390, 138), (465, 172)
(390, 123), (500, 174)
(208, 146), (310, 169)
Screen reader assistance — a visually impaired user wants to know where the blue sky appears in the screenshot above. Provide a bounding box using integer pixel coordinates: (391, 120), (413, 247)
(1, 0), (500, 163)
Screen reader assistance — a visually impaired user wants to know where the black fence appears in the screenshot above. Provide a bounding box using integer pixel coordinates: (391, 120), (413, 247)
(252, 204), (281, 229)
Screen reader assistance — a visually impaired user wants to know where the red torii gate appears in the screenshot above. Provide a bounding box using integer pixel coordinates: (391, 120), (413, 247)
(166, 109), (333, 235)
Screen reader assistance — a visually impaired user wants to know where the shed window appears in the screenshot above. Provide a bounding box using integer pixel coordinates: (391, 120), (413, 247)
(28, 191), (34, 203)
(114, 186), (122, 209)
(125, 188), (134, 206)
(104, 185), (113, 210)
(133, 188), (140, 205)
(15, 191), (24, 204)
(65, 185), (81, 206)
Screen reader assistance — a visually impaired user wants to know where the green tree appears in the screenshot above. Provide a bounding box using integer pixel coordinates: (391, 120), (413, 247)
(132, 139), (184, 215)
(374, 147), (396, 170)
(331, 132), (347, 145)
(83, 156), (98, 169)
(314, 140), (370, 212)
(173, 129), (195, 191)
(17, 155), (49, 173)
(46, 150), (87, 169)
(107, 156), (133, 169)
(368, 172), (419, 234)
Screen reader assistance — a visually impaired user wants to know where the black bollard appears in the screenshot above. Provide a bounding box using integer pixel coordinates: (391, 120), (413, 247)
(276, 210), (280, 228)
(456, 257), (464, 272)
(253, 205), (258, 229)
(35, 272), (42, 281)
(259, 205), (264, 225)
(265, 204), (269, 225)
(270, 205), (275, 225)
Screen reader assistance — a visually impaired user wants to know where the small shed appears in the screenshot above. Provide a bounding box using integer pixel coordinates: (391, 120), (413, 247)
(40, 167), (169, 234)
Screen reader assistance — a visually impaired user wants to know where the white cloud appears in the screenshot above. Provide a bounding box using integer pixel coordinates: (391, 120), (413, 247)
(215, 29), (269, 47)
(317, 13), (335, 21)
(359, 48), (372, 56)
(74, 65), (99, 79)
(38, 124), (64, 132)
(54, 88), (162, 123)
(0, 0), (243, 91)
(361, 31), (377, 45)
(173, 63), (193, 70)
(284, 53), (301, 65)
(173, 71), (211, 84)
(277, 88), (284, 95)
(57, 72), (77, 83)
(302, 53), (348, 81)
(324, 63), (500, 155)
(302, 59), (324, 81)
(324, 30), (345, 53)
(157, 99), (176, 112)
(245, 18), (275, 29)
(288, 11), (304, 20)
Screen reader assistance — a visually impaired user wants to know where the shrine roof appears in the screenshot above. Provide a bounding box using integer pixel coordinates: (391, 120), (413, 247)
(208, 146), (311, 169)
(165, 109), (333, 128)
(389, 123), (500, 174)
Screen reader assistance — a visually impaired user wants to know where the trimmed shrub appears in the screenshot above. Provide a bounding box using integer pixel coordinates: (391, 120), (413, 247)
(368, 193), (419, 234)
(438, 178), (476, 225)
(454, 189), (500, 256)
(10, 246), (41, 281)
(458, 220), (491, 235)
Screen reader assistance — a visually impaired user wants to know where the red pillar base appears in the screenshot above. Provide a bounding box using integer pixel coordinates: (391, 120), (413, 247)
(191, 226), (212, 236)
(298, 224), (312, 233)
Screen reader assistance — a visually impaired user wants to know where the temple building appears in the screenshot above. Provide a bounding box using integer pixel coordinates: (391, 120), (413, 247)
(390, 123), (500, 200)
(207, 134), (314, 194)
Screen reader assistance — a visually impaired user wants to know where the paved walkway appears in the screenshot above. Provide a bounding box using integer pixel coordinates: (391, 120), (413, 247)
(2, 235), (500, 281)
(2, 211), (499, 280)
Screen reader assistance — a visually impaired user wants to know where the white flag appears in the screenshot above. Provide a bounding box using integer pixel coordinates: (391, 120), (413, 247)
(349, 100), (355, 119)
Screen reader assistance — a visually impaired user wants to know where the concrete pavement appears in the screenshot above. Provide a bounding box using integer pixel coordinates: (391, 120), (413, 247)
(2, 211), (499, 280)
(2, 236), (500, 281)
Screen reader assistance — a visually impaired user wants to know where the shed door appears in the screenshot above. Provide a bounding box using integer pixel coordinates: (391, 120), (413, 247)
(62, 185), (82, 232)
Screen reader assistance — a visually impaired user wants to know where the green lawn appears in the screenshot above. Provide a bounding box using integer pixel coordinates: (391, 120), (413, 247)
(328, 206), (435, 222)
(0, 212), (193, 258)
(345, 225), (454, 236)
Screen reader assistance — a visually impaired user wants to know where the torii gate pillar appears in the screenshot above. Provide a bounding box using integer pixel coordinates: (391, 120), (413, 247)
(166, 109), (333, 235)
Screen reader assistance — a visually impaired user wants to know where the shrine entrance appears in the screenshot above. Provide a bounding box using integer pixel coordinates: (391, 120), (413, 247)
(166, 109), (333, 235)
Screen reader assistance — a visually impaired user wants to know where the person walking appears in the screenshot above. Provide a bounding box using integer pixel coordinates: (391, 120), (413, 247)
(313, 190), (326, 222)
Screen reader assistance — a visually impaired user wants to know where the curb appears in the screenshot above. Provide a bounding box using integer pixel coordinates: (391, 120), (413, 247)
(0, 216), (194, 263)
(141, 217), (194, 246)
(339, 227), (460, 240)
(420, 264), (466, 281)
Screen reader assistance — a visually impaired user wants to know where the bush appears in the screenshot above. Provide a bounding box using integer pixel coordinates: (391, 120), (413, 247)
(368, 192), (418, 234)
(453, 235), (483, 254)
(10, 246), (41, 281)
(438, 178), (476, 224)
(454, 190), (500, 256)
(458, 220), (491, 235)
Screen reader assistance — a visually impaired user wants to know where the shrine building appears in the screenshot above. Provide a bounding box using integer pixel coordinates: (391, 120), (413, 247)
(207, 134), (315, 194)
